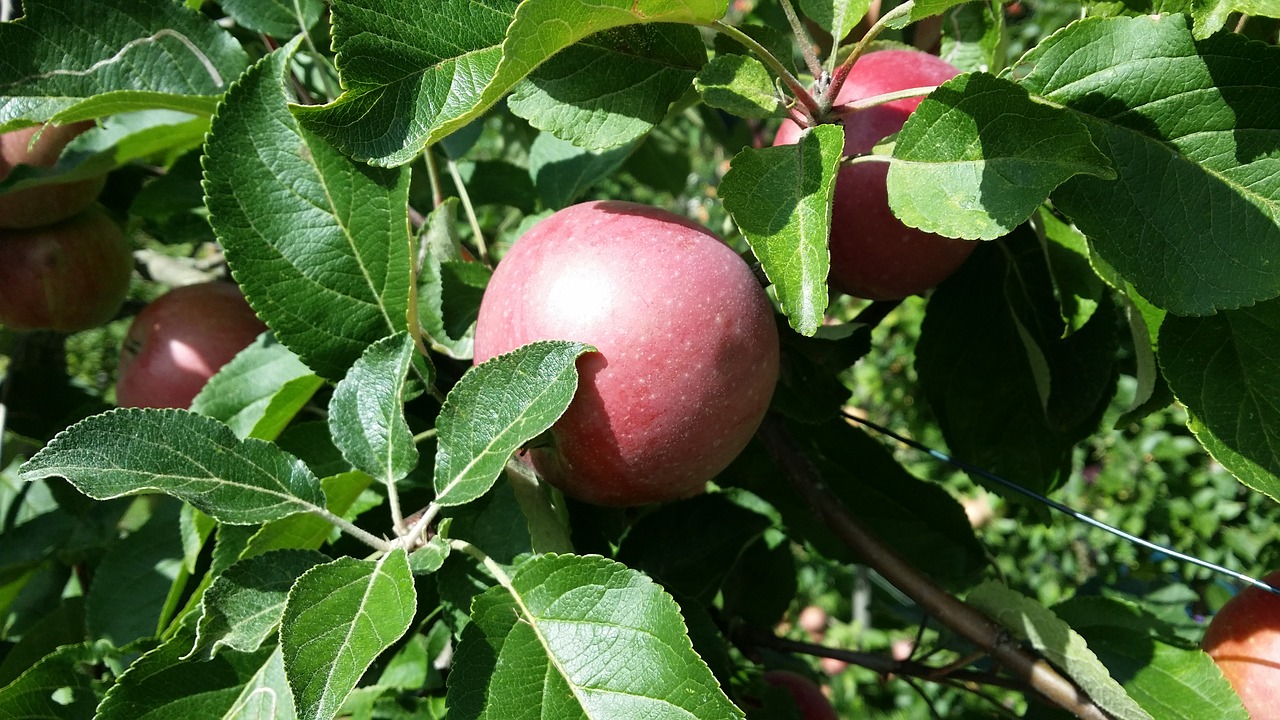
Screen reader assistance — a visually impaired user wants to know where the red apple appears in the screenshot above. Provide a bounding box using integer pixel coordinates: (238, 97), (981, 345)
(761, 669), (838, 720)
(116, 282), (267, 409)
(0, 122), (106, 229)
(1202, 571), (1280, 720)
(774, 49), (976, 300)
(0, 205), (132, 332)
(473, 200), (779, 506)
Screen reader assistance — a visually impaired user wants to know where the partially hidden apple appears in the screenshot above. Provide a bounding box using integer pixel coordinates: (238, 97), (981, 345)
(774, 49), (976, 301)
(0, 122), (106, 229)
(116, 282), (267, 409)
(0, 205), (132, 333)
(473, 200), (779, 506)
(1202, 571), (1280, 720)
(761, 669), (838, 720)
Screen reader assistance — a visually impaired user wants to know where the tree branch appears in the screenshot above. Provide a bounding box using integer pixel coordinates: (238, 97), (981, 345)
(756, 415), (1112, 720)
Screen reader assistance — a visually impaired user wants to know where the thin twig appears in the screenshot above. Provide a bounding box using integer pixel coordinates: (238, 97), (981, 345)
(833, 85), (939, 115)
(756, 415), (1112, 720)
(316, 507), (392, 552)
(779, 0), (824, 80)
(445, 157), (490, 266)
(825, 1), (916, 110)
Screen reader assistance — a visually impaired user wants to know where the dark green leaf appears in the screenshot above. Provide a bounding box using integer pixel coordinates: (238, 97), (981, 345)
(0, 642), (108, 720)
(204, 43), (414, 381)
(190, 550), (330, 660)
(510, 24), (706, 149)
(86, 500), (183, 647)
(21, 409), (328, 525)
(281, 550), (416, 720)
(433, 341), (592, 507)
(0, 0), (249, 128)
(528, 132), (635, 210)
(1014, 15), (1280, 315)
(939, 1), (1006, 73)
(721, 124), (844, 336)
(447, 553), (743, 719)
(1160, 300), (1280, 501)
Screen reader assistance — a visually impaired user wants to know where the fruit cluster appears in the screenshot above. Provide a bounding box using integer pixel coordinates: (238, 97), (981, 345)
(0, 123), (130, 333)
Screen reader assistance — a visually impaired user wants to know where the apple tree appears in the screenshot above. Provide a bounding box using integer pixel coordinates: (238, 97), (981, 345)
(1, 0), (1279, 718)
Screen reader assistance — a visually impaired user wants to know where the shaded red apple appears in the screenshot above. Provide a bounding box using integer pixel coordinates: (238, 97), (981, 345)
(1202, 571), (1280, 720)
(774, 49), (976, 300)
(116, 282), (267, 409)
(0, 205), (131, 332)
(0, 122), (106, 229)
(473, 200), (779, 506)
(761, 669), (838, 720)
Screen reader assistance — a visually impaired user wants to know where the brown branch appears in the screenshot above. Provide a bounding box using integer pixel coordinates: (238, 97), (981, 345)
(756, 415), (1112, 720)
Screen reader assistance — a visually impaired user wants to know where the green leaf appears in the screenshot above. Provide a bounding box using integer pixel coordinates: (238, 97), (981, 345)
(219, 0), (324, 36)
(1055, 596), (1249, 720)
(0, 642), (109, 720)
(799, 0), (871, 42)
(509, 24), (706, 150)
(190, 550), (330, 660)
(417, 200), (489, 359)
(616, 494), (770, 602)
(281, 550), (416, 720)
(94, 616), (270, 720)
(912, 0), (973, 19)
(938, 1), (1006, 74)
(204, 43), (414, 381)
(242, 471), (375, 558)
(0, 0), (249, 128)
(21, 409), (328, 525)
(1159, 300), (1280, 501)
(86, 500), (184, 647)
(528, 131), (635, 210)
(721, 123), (844, 336)
(409, 535), (452, 575)
(1012, 15), (1280, 315)
(694, 54), (783, 119)
(222, 646), (298, 720)
(1191, 0), (1280, 38)
(433, 341), (593, 507)
(1037, 208), (1104, 335)
(967, 581), (1152, 720)
(192, 334), (324, 442)
(447, 553), (743, 719)
(328, 333), (420, 489)
(916, 235), (1119, 499)
(888, 72), (1113, 240)
(293, 0), (728, 167)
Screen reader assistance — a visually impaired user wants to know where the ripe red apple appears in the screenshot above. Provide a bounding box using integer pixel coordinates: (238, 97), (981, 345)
(761, 669), (838, 720)
(0, 122), (106, 229)
(774, 49), (976, 300)
(1202, 571), (1280, 720)
(116, 282), (267, 409)
(0, 205), (132, 333)
(473, 200), (779, 506)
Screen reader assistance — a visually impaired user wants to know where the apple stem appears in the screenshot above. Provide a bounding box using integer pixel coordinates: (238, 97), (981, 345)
(707, 21), (821, 126)
(778, 0), (825, 82)
(825, 1), (917, 111)
(445, 157), (491, 266)
(756, 415), (1112, 720)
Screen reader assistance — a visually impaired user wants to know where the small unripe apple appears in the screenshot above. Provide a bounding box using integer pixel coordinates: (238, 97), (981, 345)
(0, 122), (106, 229)
(774, 49), (976, 300)
(474, 200), (779, 506)
(761, 669), (838, 720)
(1202, 571), (1280, 720)
(0, 205), (131, 333)
(116, 282), (267, 409)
